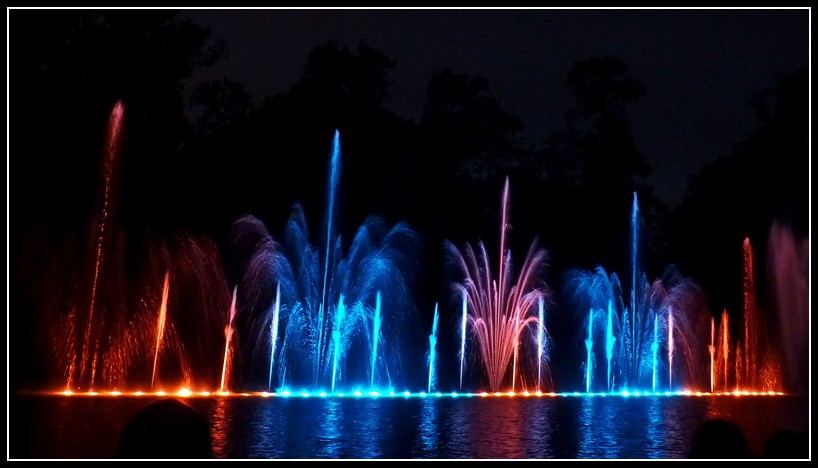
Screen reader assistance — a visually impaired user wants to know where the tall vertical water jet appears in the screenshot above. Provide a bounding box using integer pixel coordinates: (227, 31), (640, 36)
(512, 338), (519, 392)
(742, 238), (757, 386)
(330, 295), (346, 393)
(630, 192), (639, 385)
(234, 131), (419, 391)
(448, 177), (548, 392)
(585, 309), (594, 393)
(428, 304), (439, 393)
(268, 283), (281, 391)
(708, 317), (715, 393)
(151, 271), (170, 390)
(768, 222), (808, 390)
(370, 291), (382, 388)
(605, 301), (615, 392)
(78, 100), (124, 389)
(219, 287), (238, 394)
(735, 344), (743, 389)
(651, 315), (658, 393)
(721, 310), (729, 390)
(727, 237), (783, 391)
(667, 308), (674, 390)
(537, 296), (545, 391)
(459, 289), (467, 390)
(569, 198), (705, 393)
(317, 130), (342, 386)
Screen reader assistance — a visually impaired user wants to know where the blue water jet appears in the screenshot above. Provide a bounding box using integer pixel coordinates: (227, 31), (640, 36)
(370, 291), (382, 388)
(233, 130), (419, 392)
(428, 303), (439, 393)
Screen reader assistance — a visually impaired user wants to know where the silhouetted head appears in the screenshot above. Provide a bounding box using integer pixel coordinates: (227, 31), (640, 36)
(688, 419), (753, 459)
(763, 429), (808, 459)
(118, 398), (212, 459)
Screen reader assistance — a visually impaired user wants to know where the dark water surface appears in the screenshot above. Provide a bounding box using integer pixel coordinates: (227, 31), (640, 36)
(10, 394), (809, 459)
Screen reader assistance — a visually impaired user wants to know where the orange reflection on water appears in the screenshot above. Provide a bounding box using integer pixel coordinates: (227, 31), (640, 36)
(210, 397), (230, 458)
(469, 399), (526, 458)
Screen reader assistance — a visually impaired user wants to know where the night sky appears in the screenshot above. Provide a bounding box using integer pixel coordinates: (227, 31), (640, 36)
(8, 8), (810, 393)
(183, 8), (807, 207)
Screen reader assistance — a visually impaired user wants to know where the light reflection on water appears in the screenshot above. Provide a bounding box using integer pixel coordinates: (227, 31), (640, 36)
(10, 395), (809, 459)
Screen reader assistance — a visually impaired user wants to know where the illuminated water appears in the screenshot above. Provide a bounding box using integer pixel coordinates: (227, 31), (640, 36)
(568, 194), (709, 394)
(10, 395), (807, 459)
(232, 131), (419, 393)
(447, 177), (550, 393)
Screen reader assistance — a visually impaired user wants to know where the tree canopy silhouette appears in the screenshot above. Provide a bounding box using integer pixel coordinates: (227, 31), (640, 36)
(671, 67), (807, 316)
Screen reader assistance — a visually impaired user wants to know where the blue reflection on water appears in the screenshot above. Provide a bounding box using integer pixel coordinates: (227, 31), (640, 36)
(418, 397), (438, 454)
(10, 395), (810, 459)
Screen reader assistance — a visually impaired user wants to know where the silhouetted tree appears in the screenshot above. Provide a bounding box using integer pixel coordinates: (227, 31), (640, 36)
(541, 56), (658, 275)
(671, 67), (807, 317)
(536, 57), (662, 390)
(10, 9), (225, 388)
(420, 70), (524, 183)
(242, 41), (415, 237)
(12, 9), (224, 233)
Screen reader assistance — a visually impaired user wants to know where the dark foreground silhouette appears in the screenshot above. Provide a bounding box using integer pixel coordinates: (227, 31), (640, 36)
(688, 419), (754, 459)
(763, 429), (809, 459)
(689, 419), (809, 459)
(118, 398), (212, 459)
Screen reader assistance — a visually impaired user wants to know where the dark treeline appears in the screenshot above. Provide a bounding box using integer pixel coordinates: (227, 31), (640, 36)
(10, 11), (807, 390)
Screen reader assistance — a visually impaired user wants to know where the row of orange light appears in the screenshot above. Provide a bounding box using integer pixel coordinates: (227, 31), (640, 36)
(53, 389), (785, 398)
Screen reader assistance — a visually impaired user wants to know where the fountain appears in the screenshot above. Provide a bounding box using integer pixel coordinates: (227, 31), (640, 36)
(712, 237), (785, 391)
(459, 290), (467, 390)
(40, 101), (796, 399)
(536, 296), (547, 391)
(219, 287), (238, 394)
(568, 193), (707, 393)
(150, 271), (170, 390)
(78, 101), (124, 390)
(767, 221), (808, 390)
(370, 292), (382, 389)
(51, 102), (233, 392)
(232, 130), (420, 392)
(267, 283), (281, 391)
(447, 177), (550, 392)
(427, 304), (439, 393)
